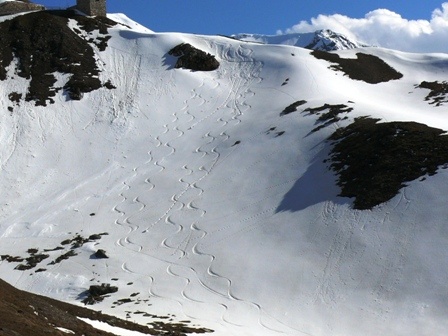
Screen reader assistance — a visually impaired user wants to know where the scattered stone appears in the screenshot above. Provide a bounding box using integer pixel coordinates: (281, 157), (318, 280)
(43, 246), (64, 252)
(104, 80), (116, 89)
(112, 298), (133, 306)
(60, 233), (106, 249)
(82, 283), (118, 305)
(303, 103), (353, 132)
(8, 92), (22, 104)
(266, 127), (278, 135)
(49, 250), (77, 265)
(15, 253), (49, 271)
(417, 81), (448, 106)
(1, 255), (24, 263)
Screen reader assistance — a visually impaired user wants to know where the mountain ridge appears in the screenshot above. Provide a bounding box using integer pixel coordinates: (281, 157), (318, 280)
(233, 29), (370, 51)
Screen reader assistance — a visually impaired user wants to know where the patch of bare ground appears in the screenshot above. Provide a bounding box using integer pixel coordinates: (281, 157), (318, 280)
(168, 43), (220, 71)
(1, 233), (109, 272)
(280, 100), (307, 116)
(311, 50), (403, 84)
(0, 278), (213, 335)
(303, 103), (353, 132)
(328, 117), (448, 209)
(0, 232), (214, 334)
(417, 81), (448, 106)
(0, 10), (116, 106)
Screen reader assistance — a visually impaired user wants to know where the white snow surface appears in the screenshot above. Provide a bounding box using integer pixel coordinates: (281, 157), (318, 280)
(78, 318), (149, 336)
(55, 327), (75, 334)
(0, 14), (447, 336)
(107, 13), (154, 34)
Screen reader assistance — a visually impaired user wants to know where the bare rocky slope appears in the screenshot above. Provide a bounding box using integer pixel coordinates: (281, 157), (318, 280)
(0, 278), (211, 335)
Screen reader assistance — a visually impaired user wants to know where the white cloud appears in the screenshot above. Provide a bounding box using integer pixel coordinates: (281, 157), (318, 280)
(278, 3), (448, 53)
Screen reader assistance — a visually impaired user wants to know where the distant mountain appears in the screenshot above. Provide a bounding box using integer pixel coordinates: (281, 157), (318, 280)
(233, 29), (370, 51)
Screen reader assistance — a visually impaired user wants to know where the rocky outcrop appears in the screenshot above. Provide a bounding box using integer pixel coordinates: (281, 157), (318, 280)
(169, 43), (219, 71)
(0, 10), (117, 106)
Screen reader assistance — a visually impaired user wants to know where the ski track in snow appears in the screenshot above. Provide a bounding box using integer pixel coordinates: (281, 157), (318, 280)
(96, 40), (301, 334)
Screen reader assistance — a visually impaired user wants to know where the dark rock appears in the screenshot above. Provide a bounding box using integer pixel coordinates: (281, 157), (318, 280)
(94, 249), (108, 259)
(168, 43), (219, 71)
(0, 10), (116, 106)
(1, 255), (24, 262)
(89, 284), (118, 297)
(82, 283), (118, 305)
(49, 250), (77, 265)
(417, 81), (448, 106)
(328, 117), (448, 209)
(8, 92), (22, 103)
(311, 51), (403, 84)
(303, 103), (354, 132)
(281, 100), (307, 116)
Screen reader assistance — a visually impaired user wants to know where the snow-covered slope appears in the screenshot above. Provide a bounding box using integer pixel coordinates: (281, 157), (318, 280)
(233, 29), (369, 51)
(0, 11), (448, 336)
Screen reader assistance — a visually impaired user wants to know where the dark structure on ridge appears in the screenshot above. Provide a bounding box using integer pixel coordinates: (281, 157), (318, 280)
(76, 0), (106, 16)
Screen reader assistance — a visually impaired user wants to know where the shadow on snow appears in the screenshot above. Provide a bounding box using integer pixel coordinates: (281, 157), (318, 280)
(276, 147), (349, 212)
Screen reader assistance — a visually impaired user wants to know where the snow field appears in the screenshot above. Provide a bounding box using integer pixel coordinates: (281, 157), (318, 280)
(0, 14), (447, 335)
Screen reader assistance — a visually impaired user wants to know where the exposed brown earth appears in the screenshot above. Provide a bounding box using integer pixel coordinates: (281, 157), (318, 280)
(168, 43), (220, 71)
(280, 100), (307, 116)
(417, 80), (448, 106)
(0, 10), (116, 106)
(328, 117), (448, 209)
(303, 103), (353, 132)
(0, 277), (214, 335)
(0, 277), (134, 336)
(311, 50), (403, 84)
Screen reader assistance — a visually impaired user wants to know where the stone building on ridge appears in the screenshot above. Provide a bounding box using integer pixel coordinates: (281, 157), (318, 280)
(76, 0), (106, 16)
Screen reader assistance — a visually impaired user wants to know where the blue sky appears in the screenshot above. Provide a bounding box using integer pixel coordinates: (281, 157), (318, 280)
(37, 1), (448, 52)
(37, 0), (445, 35)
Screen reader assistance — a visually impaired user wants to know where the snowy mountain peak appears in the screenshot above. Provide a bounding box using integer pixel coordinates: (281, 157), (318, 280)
(233, 29), (369, 51)
(310, 29), (369, 50)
